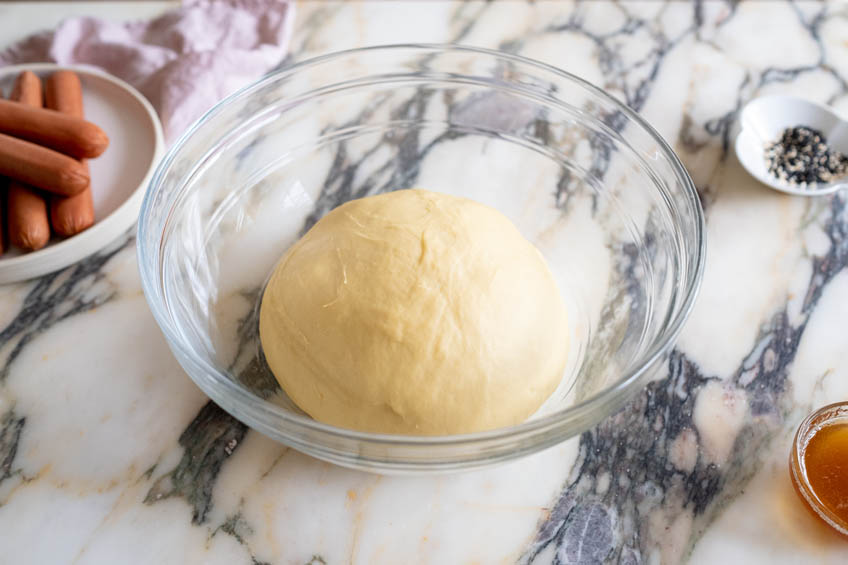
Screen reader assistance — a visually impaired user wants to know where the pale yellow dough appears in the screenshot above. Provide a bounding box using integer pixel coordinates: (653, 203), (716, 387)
(259, 189), (569, 435)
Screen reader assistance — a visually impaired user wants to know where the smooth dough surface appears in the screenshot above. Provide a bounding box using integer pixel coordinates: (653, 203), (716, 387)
(259, 189), (569, 435)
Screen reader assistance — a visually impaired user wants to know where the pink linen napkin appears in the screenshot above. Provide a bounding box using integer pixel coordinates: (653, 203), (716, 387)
(0, 0), (295, 143)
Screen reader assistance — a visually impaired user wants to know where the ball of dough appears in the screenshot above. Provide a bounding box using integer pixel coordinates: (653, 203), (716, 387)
(259, 189), (569, 435)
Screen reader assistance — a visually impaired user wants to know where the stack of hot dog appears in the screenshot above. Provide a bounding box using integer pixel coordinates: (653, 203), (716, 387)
(0, 70), (109, 252)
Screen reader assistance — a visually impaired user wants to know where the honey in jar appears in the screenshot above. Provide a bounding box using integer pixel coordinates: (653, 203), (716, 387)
(790, 402), (848, 537)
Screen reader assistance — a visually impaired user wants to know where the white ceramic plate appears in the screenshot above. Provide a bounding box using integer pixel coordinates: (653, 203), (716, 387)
(0, 63), (164, 283)
(735, 95), (848, 196)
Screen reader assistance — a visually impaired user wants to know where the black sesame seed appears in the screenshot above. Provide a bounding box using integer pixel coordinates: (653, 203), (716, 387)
(765, 125), (848, 188)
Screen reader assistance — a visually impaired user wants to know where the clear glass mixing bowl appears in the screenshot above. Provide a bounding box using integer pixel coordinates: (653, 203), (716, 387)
(138, 45), (705, 473)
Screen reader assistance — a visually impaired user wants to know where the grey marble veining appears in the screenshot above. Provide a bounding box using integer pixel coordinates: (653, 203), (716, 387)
(0, 236), (131, 383)
(523, 192), (848, 563)
(1, 1), (848, 564)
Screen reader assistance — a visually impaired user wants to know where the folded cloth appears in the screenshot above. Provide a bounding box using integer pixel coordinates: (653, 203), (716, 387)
(0, 0), (295, 143)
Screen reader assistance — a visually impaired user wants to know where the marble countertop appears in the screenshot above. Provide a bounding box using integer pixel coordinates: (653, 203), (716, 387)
(2, 1), (848, 563)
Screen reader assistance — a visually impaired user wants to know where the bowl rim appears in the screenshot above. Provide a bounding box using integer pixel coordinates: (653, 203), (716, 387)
(137, 43), (706, 454)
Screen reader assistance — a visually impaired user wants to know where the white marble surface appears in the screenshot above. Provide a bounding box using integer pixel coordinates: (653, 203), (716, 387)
(2, 1), (848, 563)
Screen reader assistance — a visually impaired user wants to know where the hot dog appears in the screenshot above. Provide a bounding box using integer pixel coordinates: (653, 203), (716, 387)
(7, 71), (50, 251)
(8, 179), (50, 250)
(0, 98), (108, 159)
(0, 133), (90, 196)
(10, 70), (41, 107)
(46, 71), (95, 236)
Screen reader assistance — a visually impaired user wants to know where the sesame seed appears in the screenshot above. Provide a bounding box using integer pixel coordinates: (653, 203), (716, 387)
(765, 126), (848, 187)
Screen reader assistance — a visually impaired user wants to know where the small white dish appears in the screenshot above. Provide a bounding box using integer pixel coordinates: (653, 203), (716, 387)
(735, 95), (848, 196)
(0, 63), (164, 283)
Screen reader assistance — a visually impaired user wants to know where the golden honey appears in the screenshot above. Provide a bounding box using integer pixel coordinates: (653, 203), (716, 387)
(803, 423), (848, 523)
(790, 402), (848, 537)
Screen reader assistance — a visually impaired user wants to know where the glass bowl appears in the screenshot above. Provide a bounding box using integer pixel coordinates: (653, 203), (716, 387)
(137, 45), (705, 473)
